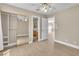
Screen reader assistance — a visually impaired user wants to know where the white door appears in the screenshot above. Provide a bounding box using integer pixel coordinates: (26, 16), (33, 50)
(0, 12), (3, 51)
(29, 16), (33, 44)
(37, 16), (40, 41)
(42, 18), (48, 40)
(9, 14), (17, 46)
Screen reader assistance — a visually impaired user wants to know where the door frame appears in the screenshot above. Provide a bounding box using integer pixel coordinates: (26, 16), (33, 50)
(29, 16), (40, 44)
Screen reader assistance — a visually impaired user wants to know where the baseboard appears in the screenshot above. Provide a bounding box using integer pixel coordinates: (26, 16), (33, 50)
(38, 39), (42, 42)
(38, 38), (48, 42)
(29, 41), (33, 44)
(16, 34), (28, 37)
(0, 48), (3, 51)
(54, 40), (79, 49)
(8, 42), (16, 47)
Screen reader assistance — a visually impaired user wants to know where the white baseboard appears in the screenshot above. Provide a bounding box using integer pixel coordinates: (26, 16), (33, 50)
(38, 39), (42, 42)
(54, 40), (79, 49)
(4, 42), (16, 48)
(8, 42), (16, 47)
(0, 48), (3, 51)
(16, 34), (28, 37)
(29, 41), (33, 44)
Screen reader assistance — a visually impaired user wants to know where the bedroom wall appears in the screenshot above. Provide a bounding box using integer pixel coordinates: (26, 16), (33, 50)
(54, 5), (79, 48)
(16, 19), (29, 36)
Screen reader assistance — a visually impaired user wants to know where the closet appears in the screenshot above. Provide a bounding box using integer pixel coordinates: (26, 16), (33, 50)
(1, 12), (29, 49)
(1, 13), (9, 48)
(1, 12), (17, 48)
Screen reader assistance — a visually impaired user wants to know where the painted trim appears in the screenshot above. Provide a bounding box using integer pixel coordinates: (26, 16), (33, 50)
(29, 41), (33, 44)
(0, 49), (3, 51)
(16, 34), (28, 37)
(38, 16), (41, 42)
(54, 40), (79, 49)
(4, 42), (16, 48)
(8, 42), (16, 47)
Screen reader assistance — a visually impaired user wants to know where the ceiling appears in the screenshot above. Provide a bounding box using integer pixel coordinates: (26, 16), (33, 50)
(7, 3), (78, 16)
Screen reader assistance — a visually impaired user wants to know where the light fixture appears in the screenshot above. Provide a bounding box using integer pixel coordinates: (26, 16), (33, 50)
(17, 15), (28, 22)
(24, 18), (27, 21)
(37, 3), (51, 12)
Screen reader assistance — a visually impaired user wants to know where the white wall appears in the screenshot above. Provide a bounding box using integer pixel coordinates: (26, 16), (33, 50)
(16, 19), (29, 36)
(55, 5), (79, 48)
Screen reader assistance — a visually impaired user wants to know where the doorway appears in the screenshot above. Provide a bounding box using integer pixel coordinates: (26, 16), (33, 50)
(33, 17), (38, 42)
(48, 16), (55, 43)
(29, 16), (40, 43)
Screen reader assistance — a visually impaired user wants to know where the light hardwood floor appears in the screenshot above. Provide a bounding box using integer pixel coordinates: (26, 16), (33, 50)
(0, 39), (79, 56)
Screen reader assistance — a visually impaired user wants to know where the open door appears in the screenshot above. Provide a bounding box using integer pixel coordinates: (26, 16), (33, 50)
(29, 16), (33, 44)
(29, 16), (40, 43)
(0, 12), (3, 51)
(33, 16), (40, 42)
